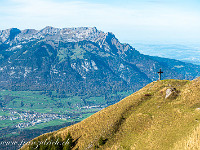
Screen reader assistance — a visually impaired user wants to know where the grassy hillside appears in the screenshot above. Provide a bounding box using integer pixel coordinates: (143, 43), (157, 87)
(20, 78), (200, 150)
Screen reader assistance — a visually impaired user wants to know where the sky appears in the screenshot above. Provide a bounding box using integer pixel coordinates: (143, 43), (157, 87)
(0, 0), (200, 45)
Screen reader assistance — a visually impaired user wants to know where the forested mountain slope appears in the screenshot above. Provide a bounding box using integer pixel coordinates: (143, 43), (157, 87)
(0, 27), (199, 96)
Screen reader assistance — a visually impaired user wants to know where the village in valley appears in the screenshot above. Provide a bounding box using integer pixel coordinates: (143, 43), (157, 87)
(0, 104), (104, 130)
(0, 108), (71, 128)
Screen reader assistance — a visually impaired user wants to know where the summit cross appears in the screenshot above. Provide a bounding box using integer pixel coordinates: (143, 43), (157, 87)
(157, 69), (163, 80)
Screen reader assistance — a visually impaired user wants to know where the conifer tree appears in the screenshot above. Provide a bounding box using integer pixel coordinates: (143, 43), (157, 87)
(63, 132), (73, 150)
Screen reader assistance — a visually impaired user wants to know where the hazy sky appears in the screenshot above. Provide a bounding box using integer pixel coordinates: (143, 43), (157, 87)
(0, 0), (200, 44)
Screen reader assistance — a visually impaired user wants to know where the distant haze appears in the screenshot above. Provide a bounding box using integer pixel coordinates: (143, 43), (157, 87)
(0, 0), (200, 44)
(133, 43), (200, 65)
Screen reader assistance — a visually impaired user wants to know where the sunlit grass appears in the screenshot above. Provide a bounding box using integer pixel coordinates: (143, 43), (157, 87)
(21, 78), (200, 150)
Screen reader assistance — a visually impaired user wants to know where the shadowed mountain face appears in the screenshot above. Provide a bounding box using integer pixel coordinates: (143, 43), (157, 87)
(0, 27), (199, 95)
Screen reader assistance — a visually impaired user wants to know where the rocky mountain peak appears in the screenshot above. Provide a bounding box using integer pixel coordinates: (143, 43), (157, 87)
(39, 26), (60, 34)
(21, 29), (37, 34)
(38, 26), (100, 37)
(0, 28), (21, 42)
(0, 27), (108, 44)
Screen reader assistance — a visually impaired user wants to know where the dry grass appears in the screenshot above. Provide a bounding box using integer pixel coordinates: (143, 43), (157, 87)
(21, 78), (200, 150)
(173, 123), (200, 150)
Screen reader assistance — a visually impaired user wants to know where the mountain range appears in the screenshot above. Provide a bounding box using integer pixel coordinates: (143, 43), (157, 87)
(0, 26), (200, 97)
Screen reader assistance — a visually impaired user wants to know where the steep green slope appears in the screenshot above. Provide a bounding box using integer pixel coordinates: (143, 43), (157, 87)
(20, 78), (200, 150)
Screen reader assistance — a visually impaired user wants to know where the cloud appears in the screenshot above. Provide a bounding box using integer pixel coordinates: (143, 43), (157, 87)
(0, 0), (139, 29)
(0, 0), (200, 44)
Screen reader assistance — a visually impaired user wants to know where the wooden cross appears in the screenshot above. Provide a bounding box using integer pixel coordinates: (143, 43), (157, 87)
(157, 69), (163, 80)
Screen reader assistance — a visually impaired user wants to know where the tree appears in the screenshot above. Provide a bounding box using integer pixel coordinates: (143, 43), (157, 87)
(98, 136), (107, 146)
(52, 137), (63, 150)
(29, 140), (40, 150)
(20, 101), (24, 107)
(63, 133), (73, 150)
